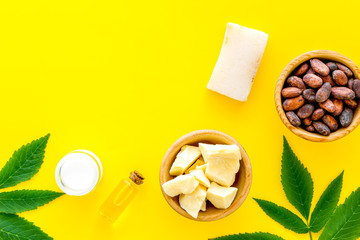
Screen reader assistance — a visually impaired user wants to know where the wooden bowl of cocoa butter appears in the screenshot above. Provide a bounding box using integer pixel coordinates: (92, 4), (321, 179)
(275, 50), (360, 142)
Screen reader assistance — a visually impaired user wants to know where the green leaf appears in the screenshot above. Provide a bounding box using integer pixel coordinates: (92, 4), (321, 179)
(0, 213), (52, 239)
(254, 198), (309, 234)
(209, 232), (285, 240)
(0, 134), (50, 189)
(0, 190), (63, 214)
(319, 188), (360, 240)
(310, 171), (344, 232)
(281, 136), (313, 220)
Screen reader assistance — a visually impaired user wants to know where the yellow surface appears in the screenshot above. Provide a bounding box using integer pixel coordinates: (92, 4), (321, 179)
(0, 0), (360, 239)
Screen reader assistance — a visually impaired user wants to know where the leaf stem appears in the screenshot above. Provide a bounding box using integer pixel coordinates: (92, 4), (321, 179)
(309, 231), (313, 240)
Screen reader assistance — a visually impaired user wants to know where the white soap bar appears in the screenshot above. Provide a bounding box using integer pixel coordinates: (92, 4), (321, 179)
(207, 182), (238, 209)
(162, 174), (199, 197)
(207, 22), (268, 101)
(179, 185), (207, 218)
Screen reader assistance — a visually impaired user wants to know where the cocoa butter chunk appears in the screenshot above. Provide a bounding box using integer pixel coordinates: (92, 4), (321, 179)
(283, 96), (305, 111)
(310, 59), (330, 76)
(286, 111), (301, 127)
(326, 62), (338, 71)
(287, 76), (306, 90)
(312, 108), (325, 121)
(319, 99), (336, 113)
(353, 79), (360, 98)
(322, 114), (338, 131)
(344, 99), (358, 109)
(297, 104), (315, 119)
(294, 63), (309, 76)
(340, 108), (353, 127)
(332, 70), (348, 86)
(315, 82), (331, 103)
(281, 87), (302, 98)
(303, 74), (323, 88)
(332, 99), (344, 116)
(336, 63), (353, 77)
(313, 122), (331, 136)
(331, 87), (355, 100)
(303, 89), (316, 102)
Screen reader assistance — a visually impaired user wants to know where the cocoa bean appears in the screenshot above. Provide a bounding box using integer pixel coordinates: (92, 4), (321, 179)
(303, 118), (312, 126)
(322, 114), (338, 131)
(344, 99), (358, 108)
(352, 79), (360, 98)
(282, 87), (302, 98)
(319, 99), (336, 113)
(283, 96), (305, 111)
(316, 82), (331, 102)
(348, 78), (354, 90)
(332, 70), (348, 85)
(294, 63), (309, 76)
(303, 74), (323, 88)
(331, 87), (355, 100)
(310, 59), (330, 76)
(305, 125), (315, 132)
(312, 108), (325, 121)
(336, 63), (353, 77)
(297, 104), (315, 119)
(287, 76), (306, 90)
(306, 68), (315, 75)
(303, 89), (316, 102)
(332, 99), (343, 116)
(320, 74), (336, 87)
(313, 122), (331, 136)
(286, 111), (301, 127)
(326, 62), (338, 71)
(340, 107), (353, 127)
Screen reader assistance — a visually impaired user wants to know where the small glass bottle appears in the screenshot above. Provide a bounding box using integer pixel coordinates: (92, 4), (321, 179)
(99, 171), (144, 223)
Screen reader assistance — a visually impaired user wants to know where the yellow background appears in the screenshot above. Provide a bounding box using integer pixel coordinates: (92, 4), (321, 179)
(0, 0), (359, 239)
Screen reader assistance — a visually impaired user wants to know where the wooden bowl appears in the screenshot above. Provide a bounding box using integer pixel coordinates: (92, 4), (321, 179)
(275, 50), (360, 142)
(159, 129), (252, 221)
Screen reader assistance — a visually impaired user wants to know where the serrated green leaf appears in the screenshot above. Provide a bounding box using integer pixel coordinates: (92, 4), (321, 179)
(281, 136), (313, 220)
(0, 213), (52, 239)
(254, 198), (309, 234)
(319, 188), (360, 240)
(309, 171), (343, 232)
(0, 190), (63, 214)
(0, 134), (50, 189)
(209, 232), (284, 240)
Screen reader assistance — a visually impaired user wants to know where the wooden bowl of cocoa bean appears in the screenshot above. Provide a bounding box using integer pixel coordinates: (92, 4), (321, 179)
(275, 50), (360, 142)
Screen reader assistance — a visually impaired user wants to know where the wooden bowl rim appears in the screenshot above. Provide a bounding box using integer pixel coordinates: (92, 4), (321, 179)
(275, 50), (360, 142)
(159, 129), (252, 221)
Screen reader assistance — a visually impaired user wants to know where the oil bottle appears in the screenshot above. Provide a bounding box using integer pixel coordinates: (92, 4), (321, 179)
(99, 171), (144, 223)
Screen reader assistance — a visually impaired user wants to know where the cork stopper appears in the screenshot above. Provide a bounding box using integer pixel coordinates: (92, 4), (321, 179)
(129, 171), (145, 185)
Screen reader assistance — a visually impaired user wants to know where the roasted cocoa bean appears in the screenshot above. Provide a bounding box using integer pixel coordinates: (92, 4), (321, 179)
(333, 99), (343, 116)
(294, 63), (309, 76)
(326, 62), (338, 71)
(303, 118), (312, 126)
(305, 125), (315, 132)
(344, 99), (358, 108)
(353, 79), (360, 98)
(320, 74), (336, 87)
(312, 108), (325, 121)
(331, 87), (355, 100)
(340, 107), (353, 127)
(336, 63), (353, 77)
(322, 114), (338, 131)
(310, 59), (330, 76)
(287, 76), (306, 90)
(316, 82), (331, 102)
(313, 122), (331, 136)
(297, 104), (315, 119)
(306, 68), (315, 75)
(319, 99), (336, 113)
(286, 111), (301, 127)
(282, 87), (302, 98)
(303, 74), (323, 88)
(283, 96), (305, 111)
(332, 70), (348, 85)
(303, 89), (316, 102)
